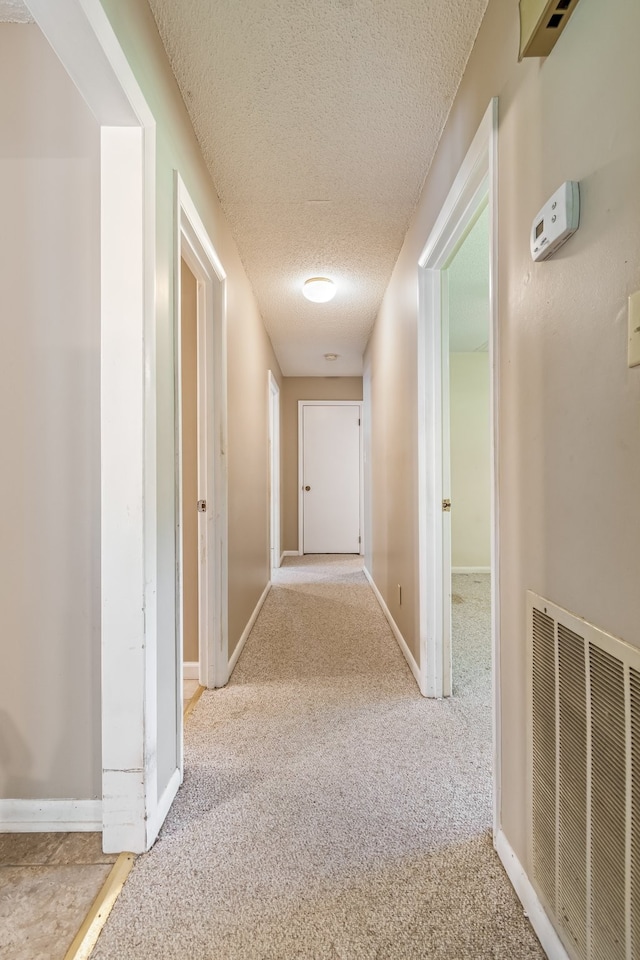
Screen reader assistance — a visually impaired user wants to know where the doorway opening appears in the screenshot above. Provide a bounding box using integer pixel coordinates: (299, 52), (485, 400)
(444, 204), (493, 727)
(443, 201), (491, 698)
(268, 372), (281, 573)
(175, 174), (229, 783)
(178, 257), (202, 715)
(417, 99), (500, 837)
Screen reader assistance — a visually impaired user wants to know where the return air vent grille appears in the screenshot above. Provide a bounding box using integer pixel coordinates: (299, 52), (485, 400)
(528, 593), (640, 960)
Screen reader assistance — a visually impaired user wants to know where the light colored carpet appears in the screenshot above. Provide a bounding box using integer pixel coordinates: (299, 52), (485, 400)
(93, 557), (544, 959)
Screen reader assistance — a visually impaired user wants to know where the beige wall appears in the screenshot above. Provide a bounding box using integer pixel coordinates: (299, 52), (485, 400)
(0, 25), (101, 799)
(365, 0), (640, 868)
(180, 260), (199, 664)
(450, 353), (491, 569)
(93, 0), (283, 794)
(281, 378), (363, 551)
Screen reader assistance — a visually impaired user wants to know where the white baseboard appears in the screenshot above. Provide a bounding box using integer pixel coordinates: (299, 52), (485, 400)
(495, 829), (569, 960)
(228, 581), (271, 678)
(452, 566), (491, 574)
(363, 566), (423, 694)
(147, 767), (180, 848)
(182, 661), (199, 680)
(0, 799), (102, 833)
(281, 550), (300, 558)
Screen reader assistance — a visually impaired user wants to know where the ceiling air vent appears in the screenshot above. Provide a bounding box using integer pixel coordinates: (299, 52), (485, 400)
(519, 0), (582, 60)
(527, 592), (640, 960)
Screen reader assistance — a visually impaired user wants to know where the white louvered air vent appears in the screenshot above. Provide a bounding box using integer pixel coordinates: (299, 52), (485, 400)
(528, 592), (640, 960)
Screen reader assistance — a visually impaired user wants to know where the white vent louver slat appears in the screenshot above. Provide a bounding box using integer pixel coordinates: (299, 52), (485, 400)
(558, 624), (587, 958)
(528, 593), (640, 960)
(589, 645), (626, 960)
(532, 607), (557, 910)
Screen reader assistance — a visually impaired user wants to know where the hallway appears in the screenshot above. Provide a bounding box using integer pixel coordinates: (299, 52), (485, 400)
(92, 556), (542, 959)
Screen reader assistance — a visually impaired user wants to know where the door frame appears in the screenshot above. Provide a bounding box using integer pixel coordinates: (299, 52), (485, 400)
(268, 371), (281, 571)
(417, 98), (500, 836)
(26, 0), (161, 851)
(175, 174), (229, 713)
(298, 400), (364, 556)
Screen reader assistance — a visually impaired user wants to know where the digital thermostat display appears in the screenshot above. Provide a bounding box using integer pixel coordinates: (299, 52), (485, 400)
(530, 181), (580, 262)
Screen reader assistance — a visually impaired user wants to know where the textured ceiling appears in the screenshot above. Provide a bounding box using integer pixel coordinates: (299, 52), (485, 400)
(448, 205), (490, 353)
(0, 0), (33, 21)
(147, 0), (490, 375)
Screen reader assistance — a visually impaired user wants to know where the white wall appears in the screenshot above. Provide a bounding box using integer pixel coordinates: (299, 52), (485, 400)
(0, 24), (101, 800)
(450, 353), (490, 569)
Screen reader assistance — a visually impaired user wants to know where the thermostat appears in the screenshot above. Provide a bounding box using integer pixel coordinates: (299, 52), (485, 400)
(530, 181), (580, 262)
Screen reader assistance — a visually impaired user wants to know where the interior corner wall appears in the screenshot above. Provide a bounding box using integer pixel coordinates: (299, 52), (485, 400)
(0, 24), (101, 801)
(365, 0), (640, 869)
(99, 0), (282, 794)
(281, 377), (363, 551)
(450, 353), (491, 569)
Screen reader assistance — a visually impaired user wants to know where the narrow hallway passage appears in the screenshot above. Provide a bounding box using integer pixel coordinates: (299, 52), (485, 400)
(93, 557), (543, 959)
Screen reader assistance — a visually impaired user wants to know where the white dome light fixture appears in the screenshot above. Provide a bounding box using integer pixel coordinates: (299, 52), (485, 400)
(302, 277), (336, 303)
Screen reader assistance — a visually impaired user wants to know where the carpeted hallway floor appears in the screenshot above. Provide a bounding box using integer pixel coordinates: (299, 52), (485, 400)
(92, 556), (544, 959)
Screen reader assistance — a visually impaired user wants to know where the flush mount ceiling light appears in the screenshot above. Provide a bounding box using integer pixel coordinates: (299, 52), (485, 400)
(302, 277), (336, 303)
(323, 353), (339, 361)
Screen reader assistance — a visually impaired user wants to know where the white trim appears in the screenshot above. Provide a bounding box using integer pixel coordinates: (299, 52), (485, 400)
(495, 830), (569, 960)
(24, 0), (149, 127)
(452, 566), (491, 574)
(228, 582), (272, 678)
(363, 567), (423, 694)
(183, 661), (199, 680)
(147, 768), (180, 845)
(282, 550), (300, 558)
(297, 400), (364, 556)
(417, 98), (501, 840)
(0, 800), (102, 833)
(176, 174), (228, 700)
(487, 97), (501, 843)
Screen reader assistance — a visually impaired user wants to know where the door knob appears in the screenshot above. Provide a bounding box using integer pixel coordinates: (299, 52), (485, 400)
(305, 485), (311, 491)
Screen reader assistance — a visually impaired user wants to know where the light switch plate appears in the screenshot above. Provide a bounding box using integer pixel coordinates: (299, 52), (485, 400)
(629, 291), (640, 368)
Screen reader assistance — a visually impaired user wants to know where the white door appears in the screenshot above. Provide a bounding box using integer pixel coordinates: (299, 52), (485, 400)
(301, 404), (361, 553)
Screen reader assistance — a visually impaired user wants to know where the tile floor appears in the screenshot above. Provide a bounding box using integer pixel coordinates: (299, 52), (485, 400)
(183, 678), (200, 708)
(0, 832), (117, 960)
(0, 680), (200, 960)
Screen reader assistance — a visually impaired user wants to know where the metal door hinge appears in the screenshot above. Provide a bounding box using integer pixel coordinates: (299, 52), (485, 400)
(197, 499), (207, 512)
(358, 535), (361, 544)
(442, 499), (451, 512)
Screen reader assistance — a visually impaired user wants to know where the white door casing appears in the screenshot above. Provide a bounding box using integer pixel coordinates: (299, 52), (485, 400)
(299, 402), (362, 555)
(25, 0), (162, 852)
(176, 174), (228, 705)
(440, 269), (453, 698)
(417, 98), (500, 837)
